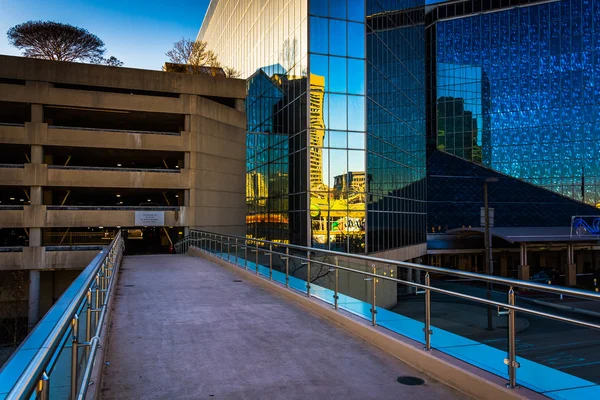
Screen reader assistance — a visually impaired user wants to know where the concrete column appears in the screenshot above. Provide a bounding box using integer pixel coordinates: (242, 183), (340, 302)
(31, 145), (43, 164)
(28, 270), (40, 329)
(500, 252), (508, 277)
(519, 244), (529, 281)
(234, 99), (245, 112)
(29, 228), (41, 247)
(31, 104), (43, 123)
(30, 186), (42, 205)
(518, 264), (530, 281)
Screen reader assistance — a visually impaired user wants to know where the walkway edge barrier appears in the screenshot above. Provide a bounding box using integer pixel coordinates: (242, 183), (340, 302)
(84, 250), (122, 400)
(189, 247), (541, 400)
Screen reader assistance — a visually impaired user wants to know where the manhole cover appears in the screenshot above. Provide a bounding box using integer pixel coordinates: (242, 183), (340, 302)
(397, 376), (425, 386)
(233, 280), (243, 283)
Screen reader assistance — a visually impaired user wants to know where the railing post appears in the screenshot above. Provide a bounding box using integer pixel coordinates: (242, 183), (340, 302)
(506, 287), (519, 388)
(235, 238), (239, 265)
(306, 251), (311, 297)
(85, 290), (92, 359)
(334, 256), (339, 310)
(94, 276), (100, 327)
(269, 244), (273, 281)
(255, 241), (259, 274)
(220, 235), (223, 258)
(227, 236), (231, 261)
(285, 248), (290, 288)
(38, 372), (49, 400)
(70, 314), (79, 400)
(244, 239), (248, 270)
(371, 263), (377, 326)
(424, 272), (432, 351)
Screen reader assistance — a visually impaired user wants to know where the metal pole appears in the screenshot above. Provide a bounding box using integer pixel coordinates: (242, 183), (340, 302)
(244, 239), (248, 270)
(484, 181), (494, 331)
(424, 272), (432, 350)
(507, 287), (519, 388)
(269, 244), (273, 280)
(38, 372), (49, 400)
(220, 235), (223, 259)
(85, 290), (91, 359)
(371, 264), (377, 326)
(70, 315), (79, 400)
(334, 256), (339, 310)
(255, 241), (259, 275)
(235, 238), (239, 265)
(227, 236), (230, 261)
(94, 276), (100, 327)
(285, 248), (289, 288)
(306, 251), (311, 297)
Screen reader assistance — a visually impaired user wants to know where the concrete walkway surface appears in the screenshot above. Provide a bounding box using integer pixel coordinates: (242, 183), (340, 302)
(100, 255), (462, 400)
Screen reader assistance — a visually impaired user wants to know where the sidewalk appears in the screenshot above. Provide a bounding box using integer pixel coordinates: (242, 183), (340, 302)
(101, 255), (461, 400)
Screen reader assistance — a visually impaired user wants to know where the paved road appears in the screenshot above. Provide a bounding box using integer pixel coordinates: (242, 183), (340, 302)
(100, 255), (461, 400)
(393, 280), (600, 385)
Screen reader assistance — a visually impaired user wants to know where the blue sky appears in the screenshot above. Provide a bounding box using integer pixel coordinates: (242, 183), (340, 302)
(0, 0), (210, 70)
(0, 0), (446, 70)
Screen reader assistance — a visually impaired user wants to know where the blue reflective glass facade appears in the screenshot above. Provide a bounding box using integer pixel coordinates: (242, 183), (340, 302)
(200, 0), (428, 254)
(366, 2), (427, 251)
(432, 0), (600, 206)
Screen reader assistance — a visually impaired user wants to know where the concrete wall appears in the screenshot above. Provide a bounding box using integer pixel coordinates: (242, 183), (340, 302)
(0, 55), (247, 272)
(0, 55), (247, 327)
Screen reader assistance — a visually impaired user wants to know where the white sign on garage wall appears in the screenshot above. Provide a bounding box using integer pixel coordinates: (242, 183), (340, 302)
(134, 211), (165, 226)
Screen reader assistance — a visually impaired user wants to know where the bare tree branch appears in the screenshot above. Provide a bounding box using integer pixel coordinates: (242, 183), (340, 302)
(164, 38), (231, 76)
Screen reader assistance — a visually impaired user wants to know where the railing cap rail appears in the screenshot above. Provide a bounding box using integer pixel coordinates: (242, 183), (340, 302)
(0, 232), (121, 399)
(189, 229), (600, 302)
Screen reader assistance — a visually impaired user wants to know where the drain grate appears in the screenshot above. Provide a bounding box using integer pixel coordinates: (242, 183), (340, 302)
(123, 284), (135, 287)
(233, 280), (243, 283)
(397, 376), (425, 386)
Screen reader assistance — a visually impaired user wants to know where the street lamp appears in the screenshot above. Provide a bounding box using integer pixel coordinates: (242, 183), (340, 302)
(484, 177), (498, 330)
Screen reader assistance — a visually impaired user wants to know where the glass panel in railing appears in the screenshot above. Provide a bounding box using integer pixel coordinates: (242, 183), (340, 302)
(423, 277), (509, 381)
(315, 255), (372, 320)
(268, 243), (287, 285)
(47, 328), (72, 398)
(305, 249), (338, 306)
(286, 248), (311, 293)
(509, 288), (600, 398)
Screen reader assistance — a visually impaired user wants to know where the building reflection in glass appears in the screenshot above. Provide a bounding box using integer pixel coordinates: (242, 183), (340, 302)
(431, 0), (600, 206)
(200, 0), (426, 254)
(366, 2), (427, 252)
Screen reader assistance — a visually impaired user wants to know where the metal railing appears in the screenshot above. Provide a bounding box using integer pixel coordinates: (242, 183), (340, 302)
(0, 231), (125, 400)
(176, 230), (600, 392)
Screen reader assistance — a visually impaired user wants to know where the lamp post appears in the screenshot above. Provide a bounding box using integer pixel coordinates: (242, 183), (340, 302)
(484, 177), (498, 331)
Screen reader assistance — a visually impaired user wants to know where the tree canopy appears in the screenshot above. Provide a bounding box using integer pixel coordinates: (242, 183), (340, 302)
(164, 38), (240, 78)
(7, 21), (122, 66)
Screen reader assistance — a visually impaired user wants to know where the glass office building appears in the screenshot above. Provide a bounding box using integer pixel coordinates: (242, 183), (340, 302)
(428, 0), (600, 206)
(366, 2), (427, 251)
(199, 0), (427, 254)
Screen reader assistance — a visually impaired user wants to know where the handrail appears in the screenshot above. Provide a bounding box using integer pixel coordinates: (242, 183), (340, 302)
(186, 229), (600, 301)
(178, 229), (600, 391)
(0, 230), (124, 400)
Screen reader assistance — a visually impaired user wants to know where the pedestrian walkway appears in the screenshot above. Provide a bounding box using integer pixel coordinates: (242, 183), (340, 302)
(100, 255), (461, 400)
